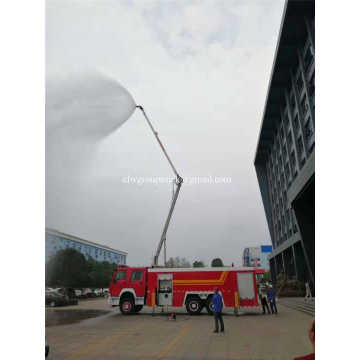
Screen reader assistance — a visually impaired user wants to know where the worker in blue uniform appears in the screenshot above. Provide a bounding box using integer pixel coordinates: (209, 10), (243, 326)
(212, 287), (225, 333)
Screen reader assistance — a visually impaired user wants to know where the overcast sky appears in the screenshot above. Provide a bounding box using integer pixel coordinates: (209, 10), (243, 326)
(45, 0), (285, 266)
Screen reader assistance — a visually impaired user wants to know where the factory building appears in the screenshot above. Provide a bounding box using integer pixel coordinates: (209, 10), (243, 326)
(254, 0), (315, 286)
(45, 228), (127, 264)
(242, 245), (273, 270)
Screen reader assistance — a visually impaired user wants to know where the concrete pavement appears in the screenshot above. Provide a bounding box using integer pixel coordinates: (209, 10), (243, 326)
(45, 298), (313, 360)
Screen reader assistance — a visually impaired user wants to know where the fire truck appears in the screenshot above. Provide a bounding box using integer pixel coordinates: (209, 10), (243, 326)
(108, 265), (258, 315)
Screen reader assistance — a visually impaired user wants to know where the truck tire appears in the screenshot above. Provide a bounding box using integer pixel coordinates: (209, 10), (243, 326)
(205, 297), (214, 315)
(120, 297), (135, 315)
(134, 305), (143, 313)
(186, 297), (202, 315)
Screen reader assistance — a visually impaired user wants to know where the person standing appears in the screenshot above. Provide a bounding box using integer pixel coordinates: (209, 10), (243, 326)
(212, 287), (224, 333)
(258, 288), (270, 315)
(268, 285), (277, 315)
(304, 280), (313, 301)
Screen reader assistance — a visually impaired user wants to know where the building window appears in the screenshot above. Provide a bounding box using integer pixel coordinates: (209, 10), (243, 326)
(279, 155), (283, 167)
(283, 144), (287, 158)
(284, 190), (288, 203)
(278, 220), (281, 232)
(288, 130), (293, 147)
(301, 157), (306, 167)
(304, 45), (314, 73)
(78, 245), (82, 252)
(297, 75), (304, 93)
(280, 197), (283, 208)
(72, 243), (76, 249)
(66, 242), (70, 249)
(276, 204), (280, 215)
(290, 150), (296, 168)
(286, 209), (290, 222)
(294, 171), (298, 179)
(285, 113), (290, 128)
(304, 119), (314, 142)
(281, 215), (285, 228)
(131, 271), (143, 282)
(293, 224), (298, 233)
(50, 238), (55, 245)
(309, 72), (315, 98)
(297, 135), (304, 154)
(301, 95), (309, 116)
(285, 162), (290, 178)
(290, 95), (296, 114)
(309, 142), (315, 154)
(281, 173), (286, 186)
(294, 115), (300, 132)
(288, 181), (292, 188)
(289, 228), (293, 237)
(275, 165), (279, 176)
(277, 180), (281, 191)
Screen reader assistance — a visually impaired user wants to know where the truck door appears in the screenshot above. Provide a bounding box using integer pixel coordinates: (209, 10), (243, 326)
(111, 269), (128, 297)
(129, 269), (146, 297)
(237, 272), (255, 303)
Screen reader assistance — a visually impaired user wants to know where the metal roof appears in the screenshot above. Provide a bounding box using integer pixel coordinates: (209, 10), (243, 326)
(45, 227), (128, 255)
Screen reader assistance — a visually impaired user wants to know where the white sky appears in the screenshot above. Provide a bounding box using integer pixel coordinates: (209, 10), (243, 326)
(45, 0), (285, 266)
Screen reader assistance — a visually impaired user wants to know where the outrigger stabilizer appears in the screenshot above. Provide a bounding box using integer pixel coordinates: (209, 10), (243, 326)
(136, 106), (183, 266)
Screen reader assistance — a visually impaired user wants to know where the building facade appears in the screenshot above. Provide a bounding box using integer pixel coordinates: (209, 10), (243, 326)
(242, 245), (273, 270)
(45, 228), (127, 264)
(254, 0), (315, 286)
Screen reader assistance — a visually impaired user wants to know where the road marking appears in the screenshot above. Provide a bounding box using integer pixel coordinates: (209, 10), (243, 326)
(65, 322), (147, 360)
(158, 324), (191, 359)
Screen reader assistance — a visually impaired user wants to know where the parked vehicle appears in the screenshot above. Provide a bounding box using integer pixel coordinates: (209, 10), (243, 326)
(45, 291), (69, 307)
(82, 289), (97, 298)
(108, 265), (258, 315)
(74, 289), (87, 299)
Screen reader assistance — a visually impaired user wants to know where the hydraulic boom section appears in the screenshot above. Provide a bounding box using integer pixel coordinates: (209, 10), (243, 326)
(136, 106), (183, 266)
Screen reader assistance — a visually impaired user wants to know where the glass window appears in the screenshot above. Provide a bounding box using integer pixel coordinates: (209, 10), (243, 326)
(304, 45), (314, 73)
(290, 95), (296, 114)
(301, 95), (309, 115)
(284, 191), (288, 203)
(297, 75), (304, 93)
(283, 144), (287, 158)
(294, 115), (300, 132)
(309, 72), (315, 98)
(297, 136), (304, 154)
(115, 271), (126, 281)
(291, 150), (296, 168)
(285, 162), (290, 178)
(288, 130), (293, 147)
(305, 119), (314, 142)
(301, 158), (306, 167)
(285, 113), (290, 128)
(309, 142), (315, 154)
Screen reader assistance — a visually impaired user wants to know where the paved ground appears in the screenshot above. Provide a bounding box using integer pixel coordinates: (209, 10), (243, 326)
(45, 298), (313, 360)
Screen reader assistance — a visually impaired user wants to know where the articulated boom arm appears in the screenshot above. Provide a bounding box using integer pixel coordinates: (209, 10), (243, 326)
(136, 106), (183, 266)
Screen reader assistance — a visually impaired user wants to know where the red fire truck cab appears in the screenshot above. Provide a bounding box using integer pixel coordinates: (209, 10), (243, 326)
(109, 265), (258, 315)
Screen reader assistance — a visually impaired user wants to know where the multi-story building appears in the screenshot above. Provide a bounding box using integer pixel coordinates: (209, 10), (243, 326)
(45, 228), (127, 264)
(254, 0), (315, 286)
(242, 245), (273, 270)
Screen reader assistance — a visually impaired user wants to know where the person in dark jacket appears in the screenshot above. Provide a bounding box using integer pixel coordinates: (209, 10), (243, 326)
(212, 287), (224, 333)
(258, 288), (270, 314)
(268, 285), (277, 315)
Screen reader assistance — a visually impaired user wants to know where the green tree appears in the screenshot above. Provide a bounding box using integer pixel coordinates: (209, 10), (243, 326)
(211, 258), (224, 267)
(166, 256), (191, 268)
(193, 260), (206, 268)
(45, 248), (90, 294)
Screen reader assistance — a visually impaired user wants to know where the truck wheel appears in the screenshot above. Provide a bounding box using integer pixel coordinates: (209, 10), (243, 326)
(205, 297), (214, 315)
(134, 305), (143, 313)
(120, 297), (135, 315)
(186, 297), (202, 315)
